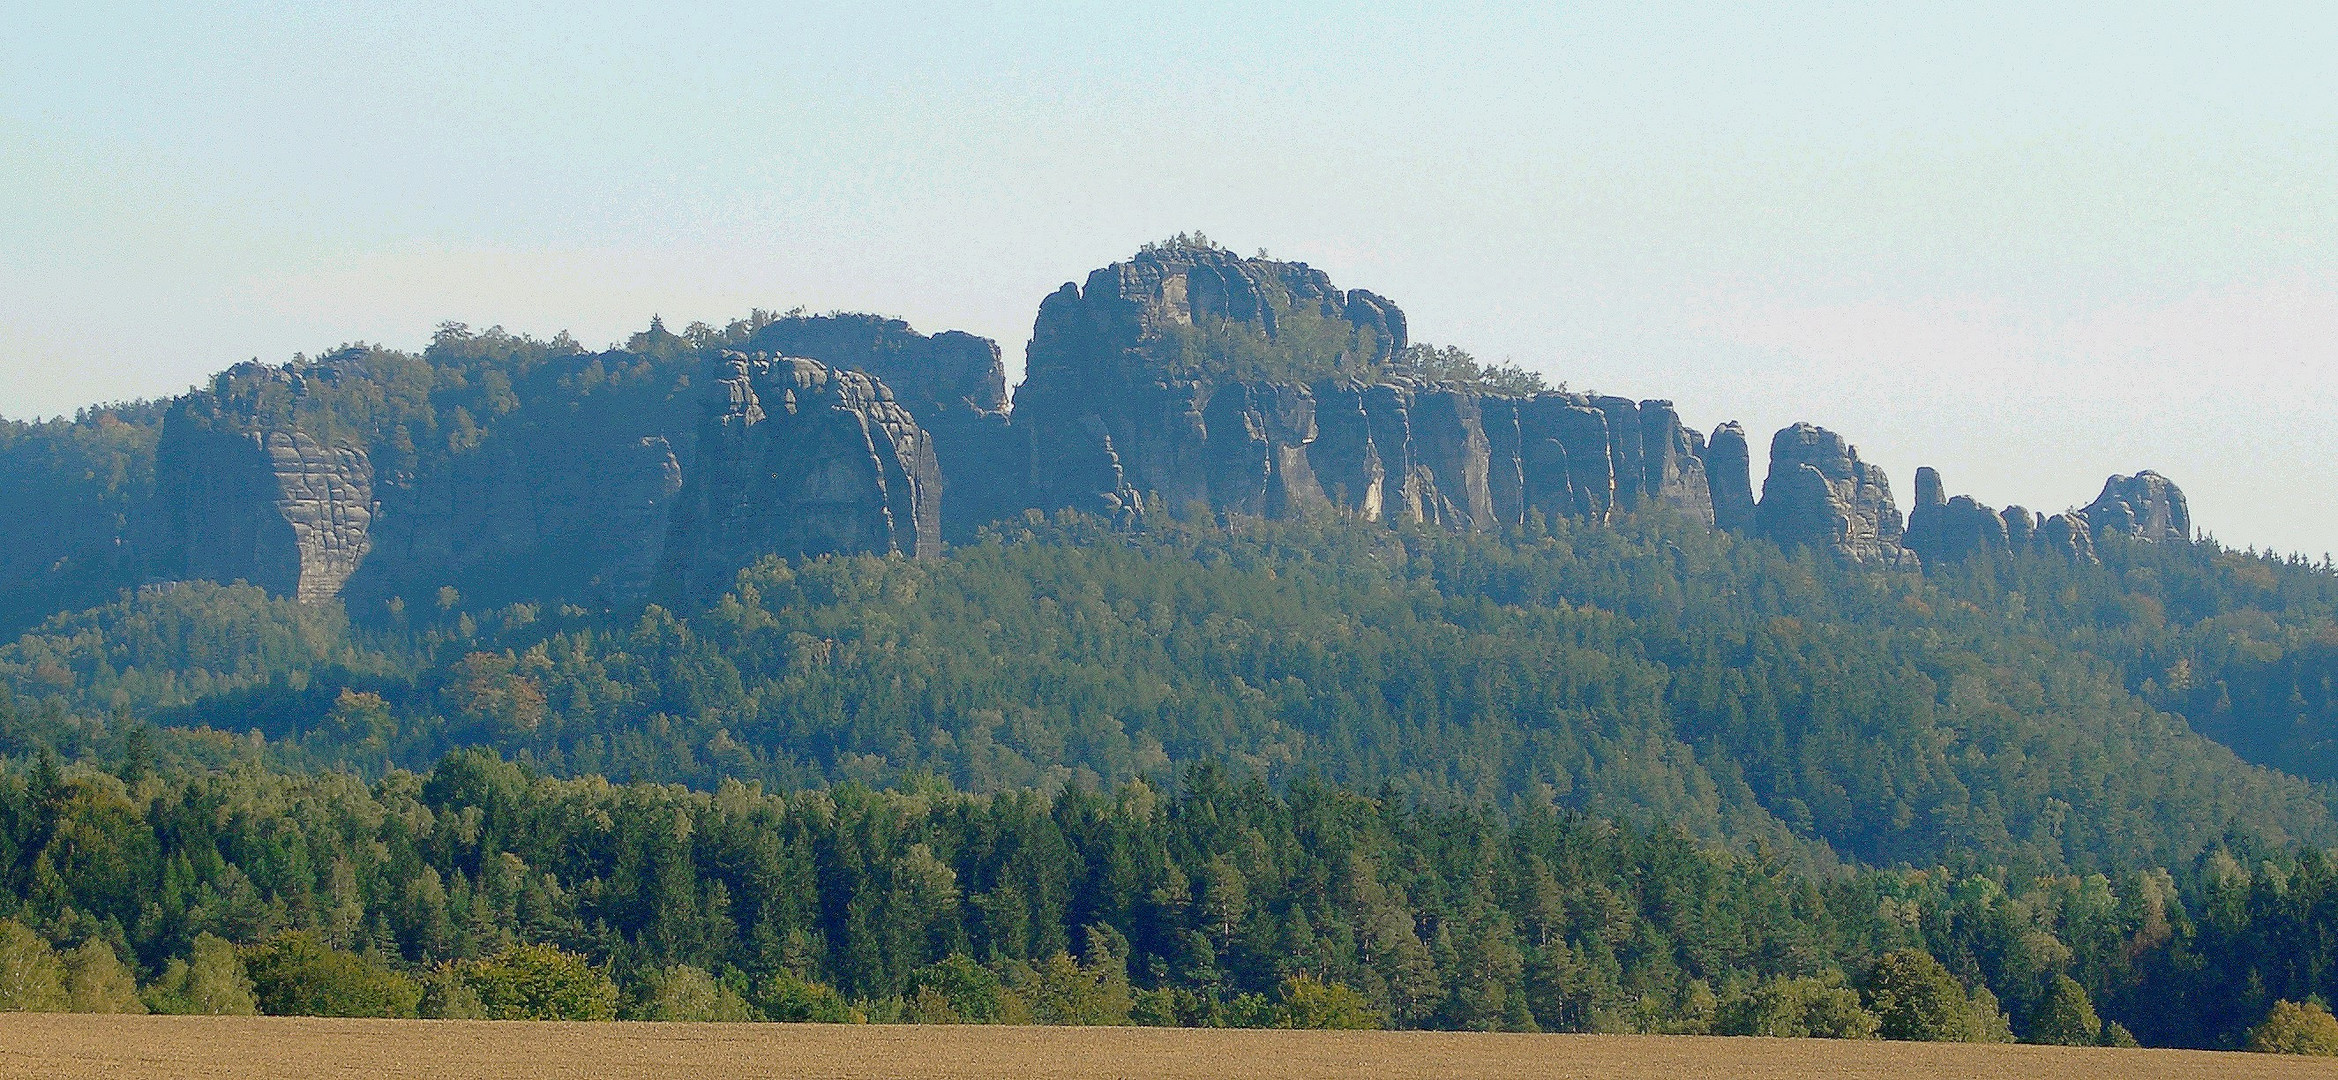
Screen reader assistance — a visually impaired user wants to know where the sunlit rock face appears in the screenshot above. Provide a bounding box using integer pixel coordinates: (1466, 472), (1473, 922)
(1756, 423), (1915, 568)
(2084, 471), (2192, 543)
(155, 368), (375, 603)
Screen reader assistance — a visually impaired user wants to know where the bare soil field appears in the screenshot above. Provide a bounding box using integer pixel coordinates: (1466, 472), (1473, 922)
(0, 1014), (2325, 1080)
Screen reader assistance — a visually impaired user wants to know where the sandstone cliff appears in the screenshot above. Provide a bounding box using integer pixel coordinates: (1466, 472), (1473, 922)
(1006, 243), (1720, 534)
(1905, 466), (2189, 567)
(657, 354), (942, 602)
(1754, 423), (1914, 567)
(155, 367), (376, 603)
(80, 246), (2213, 615)
(745, 314), (1019, 538)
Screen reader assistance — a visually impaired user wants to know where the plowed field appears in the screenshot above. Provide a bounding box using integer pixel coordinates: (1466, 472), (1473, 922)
(0, 1014), (2324, 1079)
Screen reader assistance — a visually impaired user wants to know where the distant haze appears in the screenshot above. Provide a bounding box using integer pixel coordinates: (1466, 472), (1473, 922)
(5, 4), (2334, 553)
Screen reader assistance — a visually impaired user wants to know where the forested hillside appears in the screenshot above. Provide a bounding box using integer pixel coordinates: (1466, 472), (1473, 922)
(4, 513), (2333, 876)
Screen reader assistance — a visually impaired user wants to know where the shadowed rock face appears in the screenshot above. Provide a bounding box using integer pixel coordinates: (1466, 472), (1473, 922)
(1756, 423), (1913, 567)
(601, 436), (685, 598)
(2085, 472), (2191, 543)
(1639, 401), (1713, 527)
(1008, 246), (1718, 532)
(1309, 382), (1387, 519)
(658, 354), (942, 602)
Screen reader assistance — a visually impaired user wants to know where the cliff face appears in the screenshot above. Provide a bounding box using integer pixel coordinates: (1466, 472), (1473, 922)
(83, 246), (2207, 613)
(1905, 466), (2188, 567)
(657, 354), (942, 602)
(154, 372), (376, 603)
(745, 315), (1018, 539)
(1008, 245), (1719, 533)
(1012, 245), (1407, 524)
(1754, 423), (1914, 567)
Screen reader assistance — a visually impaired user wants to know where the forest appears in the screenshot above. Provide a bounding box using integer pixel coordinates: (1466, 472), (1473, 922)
(0, 745), (2334, 1050)
(0, 511), (2335, 1048)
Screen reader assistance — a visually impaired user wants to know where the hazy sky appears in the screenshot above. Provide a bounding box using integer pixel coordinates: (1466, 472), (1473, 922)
(6, 3), (2335, 553)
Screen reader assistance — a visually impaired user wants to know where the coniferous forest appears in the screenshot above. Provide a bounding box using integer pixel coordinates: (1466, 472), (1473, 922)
(3, 317), (2338, 1053)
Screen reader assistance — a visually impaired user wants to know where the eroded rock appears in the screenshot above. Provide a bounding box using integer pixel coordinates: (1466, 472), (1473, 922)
(659, 354), (941, 602)
(155, 369), (376, 603)
(2084, 471), (2191, 543)
(1705, 423), (1757, 533)
(1756, 423), (1913, 567)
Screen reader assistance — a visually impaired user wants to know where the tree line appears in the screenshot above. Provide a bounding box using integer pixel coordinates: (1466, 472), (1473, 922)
(0, 748), (2332, 1051)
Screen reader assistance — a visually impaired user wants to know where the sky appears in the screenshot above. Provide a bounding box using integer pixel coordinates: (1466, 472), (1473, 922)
(4, 3), (2335, 554)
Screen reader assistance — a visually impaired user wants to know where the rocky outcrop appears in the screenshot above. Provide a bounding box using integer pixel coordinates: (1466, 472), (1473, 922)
(2041, 511), (2098, 562)
(1704, 423), (1756, 533)
(746, 315), (1019, 538)
(1011, 244), (1405, 523)
(1903, 466), (2193, 567)
(658, 354), (941, 602)
(1905, 492), (2011, 566)
(110, 246), (2214, 614)
(1008, 244), (1718, 533)
(2084, 471), (2191, 543)
(156, 384), (374, 603)
(1639, 401), (1713, 526)
(1755, 424), (1913, 567)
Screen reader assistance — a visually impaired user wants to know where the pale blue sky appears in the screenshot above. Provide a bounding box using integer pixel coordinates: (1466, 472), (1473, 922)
(5, 3), (2335, 552)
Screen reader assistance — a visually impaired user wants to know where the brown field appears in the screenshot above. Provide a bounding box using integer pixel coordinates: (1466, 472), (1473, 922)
(0, 1014), (2327, 1080)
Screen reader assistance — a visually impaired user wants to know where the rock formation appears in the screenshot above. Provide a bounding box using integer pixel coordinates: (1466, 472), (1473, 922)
(1903, 465), (2192, 567)
(657, 354), (942, 602)
(2041, 511), (2098, 563)
(2084, 471), (2191, 543)
(746, 315), (1019, 538)
(1010, 243), (1405, 523)
(1702, 423), (1757, 534)
(1006, 242), (1719, 533)
(1639, 401), (1714, 526)
(1905, 493), (2011, 566)
(600, 436), (685, 597)
(1755, 424), (1913, 567)
(90, 246), (2210, 615)
(155, 372), (375, 603)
